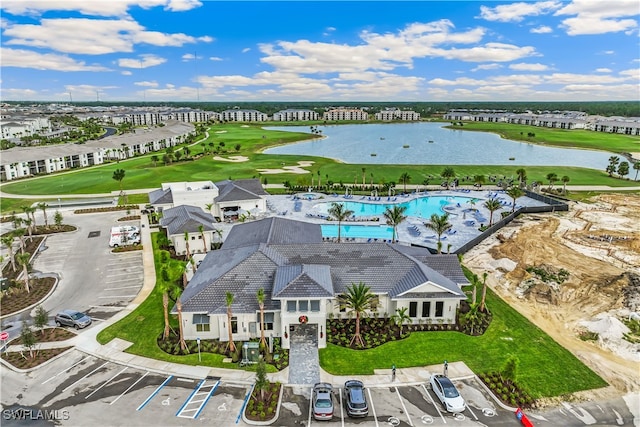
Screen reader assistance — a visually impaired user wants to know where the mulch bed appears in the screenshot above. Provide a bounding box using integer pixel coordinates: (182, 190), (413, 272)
(244, 382), (281, 422)
(8, 328), (76, 345)
(1, 347), (73, 370)
(74, 205), (137, 214)
(0, 277), (56, 317)
(33, 225), (76, 234)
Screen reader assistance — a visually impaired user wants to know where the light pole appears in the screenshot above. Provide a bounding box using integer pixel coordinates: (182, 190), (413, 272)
(197, 337), (201, 362)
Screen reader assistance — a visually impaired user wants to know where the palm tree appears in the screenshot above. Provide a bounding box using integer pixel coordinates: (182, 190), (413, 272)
(545, 173), (558, 191)
(198, 225), (208, 253)
(23, 206), (37, 229)
(225, 292), (237, 353)
(257, 288), (267, 348)
(506, 187), (523, 213)
(23, 218), (33, 242)
(327, 203), (354, 243)
(337, 282), (377, 347)
(173, 286), (189, 352)
(184, 231), (195, 273)
(441, 167), (456, 189)
(473, 175), (485, 188)
(37, 202), (48, 227)
(399, 172), (411, 193)
(13, 228), (26, 254)
(361, 167), (366, 187)
(391, 307), (411, 335)
(112, 168), (126, 194)
(607, 156), (620, 177)
(480, 272), (489, 312)
(633, 161), (640, 181)
(383, 205), (407, 243)
(1, 234), (16, 272)
(16, 252), (31, 293)
(484, 198), (502, 227)
(424, 213), (452, 253)
(151, 155), (159, 167)
(561, 175), (570, 194)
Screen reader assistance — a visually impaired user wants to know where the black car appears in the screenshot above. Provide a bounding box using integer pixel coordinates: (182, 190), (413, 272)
(344, 380), (368, 417)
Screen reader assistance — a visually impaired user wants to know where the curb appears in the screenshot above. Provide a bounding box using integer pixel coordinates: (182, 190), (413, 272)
(242, 382), (284, 426)
(0, 345), (75, 373)
(0, 274), (59, 321)
(473, 374), (518, 412)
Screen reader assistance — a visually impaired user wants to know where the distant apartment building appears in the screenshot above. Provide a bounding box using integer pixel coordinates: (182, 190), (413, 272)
(323, 108), (369, 121)
(0, 116), (52, 140)
(375, 108), (421, 121)
(221, 109), (269, 122)
(165, 109), (220, 123)
(443, 110), (593, 130)
(272, 109), (320, 121)
(592, 117), (640, 135)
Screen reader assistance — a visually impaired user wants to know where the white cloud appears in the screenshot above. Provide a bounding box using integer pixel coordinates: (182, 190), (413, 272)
(121, 70), (132, 75)
(555, 0), (639, 35)
(509, 62), (549, 71)
(118, 54), (167, 68)
(0, 47), (110, 71)
(471, 63), (503, 71)
(595, 68), (612, 72)
(542, 72), (628, 84)
(134, 81), (159, 87)
(1, 0), (201, 17)
(530, 25), (553, 34)
(603, 50), (616, 54)
(64, 84), (118, 100)
(3, 18), (212, 55)
(242, 48), (251, 53)
(209, 56), (223, 61)
(479, 1), (562, 22)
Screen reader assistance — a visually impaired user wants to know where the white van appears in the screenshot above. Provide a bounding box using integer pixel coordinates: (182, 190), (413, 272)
(109, 226), (140, 247)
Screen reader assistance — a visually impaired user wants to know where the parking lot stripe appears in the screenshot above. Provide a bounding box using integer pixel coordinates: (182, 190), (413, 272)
(62, 361), (110, 393)
(85, 366), (128, 399)
(104, 285), (142, 290)
(175, 379), (204, 417)
(193, 381), (220, 419)
(339, 387), (344, 427)
(465, 403), (478, 420)
(421, 384), (446, 424)
(367, 388), (380, 427)
(137, 375), (173, 411)
(307, 387), (313, 426)
(98, 295), (137, 299)
(395, 387), (413, 426)
(42, 356), (90, 384)
(236, 384), (254, 424)
(110, 371), (149, 405)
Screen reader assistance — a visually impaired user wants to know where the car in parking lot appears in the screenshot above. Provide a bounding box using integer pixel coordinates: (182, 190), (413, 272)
(312, 383), (334, 421)
(54, 310), (92, 329)
(430, 374), (466, 413)
(344, 380), (368, 417)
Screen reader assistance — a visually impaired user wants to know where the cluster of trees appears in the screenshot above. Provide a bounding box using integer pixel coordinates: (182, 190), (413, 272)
(606, 156), (640, 180)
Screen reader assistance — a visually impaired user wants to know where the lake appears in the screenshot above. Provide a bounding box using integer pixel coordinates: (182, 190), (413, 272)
(263, 122), (614, 170)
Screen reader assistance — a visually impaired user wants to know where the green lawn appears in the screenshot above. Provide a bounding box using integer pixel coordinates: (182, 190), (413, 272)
(96, 232), (276, 372)
(319, 273), (607, 398)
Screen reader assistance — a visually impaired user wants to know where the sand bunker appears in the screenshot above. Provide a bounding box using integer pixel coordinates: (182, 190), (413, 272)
(213, 155), (249, 162)
(257, 161), (315, 175)
(214, 130), (227, 134)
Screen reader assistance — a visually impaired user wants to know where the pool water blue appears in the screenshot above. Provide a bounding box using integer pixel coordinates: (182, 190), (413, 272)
(315, 196), (476, 218)
(321, 224), (394, 239)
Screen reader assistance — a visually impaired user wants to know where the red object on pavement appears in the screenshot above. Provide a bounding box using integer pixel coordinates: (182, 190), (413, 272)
(515, 408), (534, 427)
(0, 331), (8, 340)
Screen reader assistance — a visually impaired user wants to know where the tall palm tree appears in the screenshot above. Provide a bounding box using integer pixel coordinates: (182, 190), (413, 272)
(184, 231), (195, 273)
(633, 161), (640, 181)
(424, 213), (452, 253)
(441, 167), (456, 189)
(473, 175), (485, 188)
(1, 234), (16, 272)
(37, 202), (48, 227)
(484, 198), (502, 227)
(391, 307), (411, 335)
(112, 168), (126, 194)
(16, 252), (31, 293)
(198, 225), (208, 253)
(515, 168), (527, 187)
(13, 228), (26, 254)
(327, 203), (354, 243)
(257, 288), (267, 348)
(545, 173), (558, 191)
(607, 156), (620, 177)
(174, 286), (189, 352)
(361, 167), (366, 187)
(225, 292), (237, 353)
(399, 172), (411, 193)
(383, 205), (407, 243)
(506, 187), (524, 213)
(561, 175), (570, 194)
(480, 272), (489, 312)
(22, 206), (37, 229)
(337, 282), (376, 347)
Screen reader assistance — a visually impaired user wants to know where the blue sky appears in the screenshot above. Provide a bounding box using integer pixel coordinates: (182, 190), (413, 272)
(1, 0), (638, 102)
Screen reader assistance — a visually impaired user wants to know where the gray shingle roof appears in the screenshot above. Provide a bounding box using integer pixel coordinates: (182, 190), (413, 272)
(215, 178), (269, 203)
(222, 217), (322, 249)
(160, 205), (217, 235)
(148, 188), (173, 205)
(273, 265), (333, 298)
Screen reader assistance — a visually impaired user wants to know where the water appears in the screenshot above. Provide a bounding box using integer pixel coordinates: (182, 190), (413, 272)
(314, 195), (476, 218)
(263, 123), (614, 169)
(321, 224), (394, 239)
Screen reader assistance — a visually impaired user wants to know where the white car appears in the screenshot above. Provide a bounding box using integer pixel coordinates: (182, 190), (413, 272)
(430, 374), (466, 413)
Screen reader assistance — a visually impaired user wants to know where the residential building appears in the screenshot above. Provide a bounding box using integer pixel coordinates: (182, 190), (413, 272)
(159, 205), (219, 255)
(272, 109), (320, 121)
(221, 109), (269, 122)
(375, 109), (421, 121)
(323, 108), (369, 121)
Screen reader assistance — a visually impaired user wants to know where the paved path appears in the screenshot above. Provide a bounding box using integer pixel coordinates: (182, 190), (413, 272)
(288, 325), (320, 385)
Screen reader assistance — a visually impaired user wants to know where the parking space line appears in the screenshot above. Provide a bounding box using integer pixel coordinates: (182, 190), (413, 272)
(339, 388), (344, 427)
(104, 285), (142, 290)
(175, 379), (205, 418)
(236, 384), (254, 424)
(110, 371), (149, 405)
(465, 403), (478, 421)
(62, 361), (110, 393)
(367, 388), (380, 427)
(307, 386), (313, 426)
(98, 295), (137, 299)
(421, 384), (446, 424)
(193, 381), (220, 419)
(85, 366), (128, 399)
(137, 375), (173, 411)
(395, 387), (413, 426)
(42, 356), (90, 384)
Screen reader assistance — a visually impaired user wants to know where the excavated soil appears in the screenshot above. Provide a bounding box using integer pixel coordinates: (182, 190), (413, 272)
(464, 193), (640, 401)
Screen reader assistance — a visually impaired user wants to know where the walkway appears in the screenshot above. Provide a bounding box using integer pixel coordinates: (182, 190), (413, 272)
(288, 324), (320, 385)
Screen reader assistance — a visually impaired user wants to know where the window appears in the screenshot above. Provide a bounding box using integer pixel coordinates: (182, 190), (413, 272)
(193, 314), (210, 332)
(299, 300), (308, 312)
(409, 302), (418, 317)
(435, 301), (444, 317)
(422, 302), (431, 318)
(287, 301), (296, 313)
(310, 300), (320, 312)
(257, 312), (274, 330)
(231, 316), (238, 333)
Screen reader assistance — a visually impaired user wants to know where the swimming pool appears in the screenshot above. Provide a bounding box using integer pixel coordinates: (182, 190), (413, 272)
(321, 224), (394, 239)
(315, 195), (477, 219)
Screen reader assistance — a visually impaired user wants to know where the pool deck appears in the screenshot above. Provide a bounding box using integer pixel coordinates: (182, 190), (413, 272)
(263, 189), (550, 252)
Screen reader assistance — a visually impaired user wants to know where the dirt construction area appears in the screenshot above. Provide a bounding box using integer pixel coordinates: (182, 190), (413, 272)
(464, 193), (640, 403)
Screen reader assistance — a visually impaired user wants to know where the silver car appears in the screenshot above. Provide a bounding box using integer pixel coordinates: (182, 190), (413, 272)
(312, 383), (334, 421)
(54, 310), (92, 329)
(430, 374), (466, 413)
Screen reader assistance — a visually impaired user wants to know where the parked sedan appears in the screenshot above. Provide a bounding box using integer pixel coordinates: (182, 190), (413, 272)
(54, 310), (92, 329)
(344, 380), (369, 417)
(430, 374), (466, 413)
(312, 383), (334, 421)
